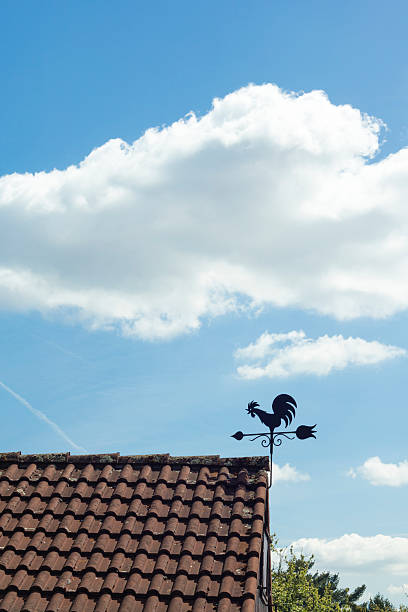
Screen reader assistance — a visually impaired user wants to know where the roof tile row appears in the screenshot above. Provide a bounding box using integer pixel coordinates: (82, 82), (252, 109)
(0, 453), (270, 611)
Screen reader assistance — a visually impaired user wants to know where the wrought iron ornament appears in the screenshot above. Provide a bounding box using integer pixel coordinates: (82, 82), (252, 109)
(231, 394), (316, 488)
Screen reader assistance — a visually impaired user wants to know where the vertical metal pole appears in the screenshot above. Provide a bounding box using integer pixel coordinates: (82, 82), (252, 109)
(269, 436), (273, 489)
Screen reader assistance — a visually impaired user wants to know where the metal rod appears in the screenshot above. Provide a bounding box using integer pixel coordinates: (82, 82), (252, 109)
(241, 431), (297, 437)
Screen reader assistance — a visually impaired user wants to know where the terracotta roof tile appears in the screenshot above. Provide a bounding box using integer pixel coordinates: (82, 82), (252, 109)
(0, 453), (270, 611)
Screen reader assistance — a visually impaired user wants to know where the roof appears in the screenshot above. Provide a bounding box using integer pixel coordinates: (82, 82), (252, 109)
(0, 452), (270, 612)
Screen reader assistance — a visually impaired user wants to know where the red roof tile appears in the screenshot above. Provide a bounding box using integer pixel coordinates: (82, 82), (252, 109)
(0, 453), (270, 611)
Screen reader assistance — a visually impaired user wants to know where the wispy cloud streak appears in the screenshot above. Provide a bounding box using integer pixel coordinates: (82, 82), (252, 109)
(29, 332), (91, 365)
(0, 380), (87, 452)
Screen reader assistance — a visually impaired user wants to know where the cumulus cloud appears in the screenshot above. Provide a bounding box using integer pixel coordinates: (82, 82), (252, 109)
(235, 330), (405, 378)
(272, 462), (310, 485)
(2, 84), (408, 338)
(387, 584), (408, 595)
(348, 456), (408, 486)
(291, 533), (408, 575)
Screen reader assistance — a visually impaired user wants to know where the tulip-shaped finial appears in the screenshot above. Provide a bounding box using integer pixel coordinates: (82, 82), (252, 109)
(295, 425), (317, 440)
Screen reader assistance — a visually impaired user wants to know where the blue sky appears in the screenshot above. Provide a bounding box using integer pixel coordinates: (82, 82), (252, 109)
(1, 0), (408, 605)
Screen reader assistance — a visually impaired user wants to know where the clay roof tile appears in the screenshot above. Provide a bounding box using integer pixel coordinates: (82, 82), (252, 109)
(0, 452), (269, 611)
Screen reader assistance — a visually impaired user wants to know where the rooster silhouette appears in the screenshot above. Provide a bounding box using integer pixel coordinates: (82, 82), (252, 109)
(246, 394), (297, 434)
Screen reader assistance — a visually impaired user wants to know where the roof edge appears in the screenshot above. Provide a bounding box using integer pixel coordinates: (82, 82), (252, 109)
(0, 452), (270, 470)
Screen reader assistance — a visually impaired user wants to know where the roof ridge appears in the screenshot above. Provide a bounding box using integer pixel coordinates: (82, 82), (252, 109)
(0, 451), (270, 470)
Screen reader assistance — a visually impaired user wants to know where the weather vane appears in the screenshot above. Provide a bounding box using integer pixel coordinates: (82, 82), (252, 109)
(231, 394), (316, 488)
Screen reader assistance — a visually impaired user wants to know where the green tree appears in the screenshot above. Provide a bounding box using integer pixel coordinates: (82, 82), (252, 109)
(270, 540), (342, 611)
(310, 567), (366, 610)
(270, 539), (408, 612)
(356, 592), (408, 611)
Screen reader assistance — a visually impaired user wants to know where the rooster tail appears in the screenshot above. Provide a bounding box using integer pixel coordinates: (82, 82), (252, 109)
(272, 394), (297, 427)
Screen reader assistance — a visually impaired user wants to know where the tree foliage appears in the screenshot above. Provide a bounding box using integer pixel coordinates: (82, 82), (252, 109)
(270, 539), (342, 611)
(270, 538), (408, 612)
(357, 592), (408, 611)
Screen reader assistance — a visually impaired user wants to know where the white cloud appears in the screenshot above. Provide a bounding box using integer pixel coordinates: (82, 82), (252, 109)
(387, 583), (408, 595)
(235, 330), (405, 378)
(349, 456), (408, 486)
(272, 462), (310, 484)
(2, 84), (408, 338)
(291, 533), (408, 575)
